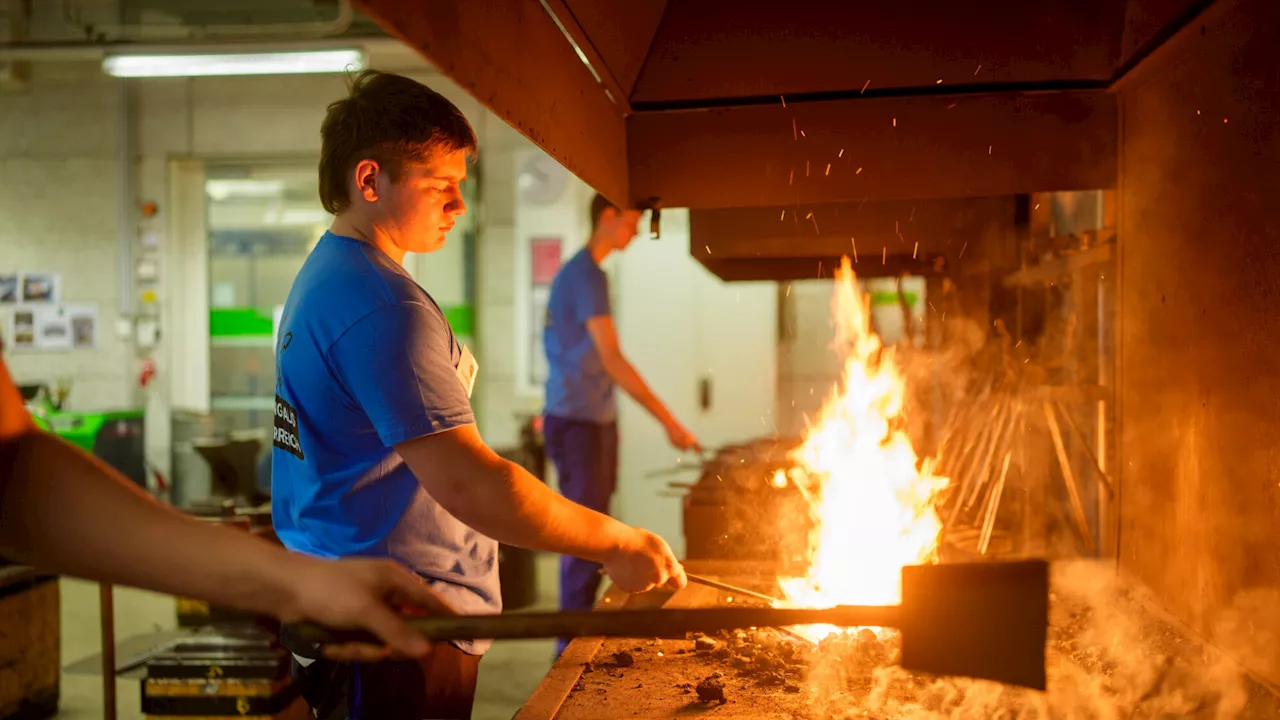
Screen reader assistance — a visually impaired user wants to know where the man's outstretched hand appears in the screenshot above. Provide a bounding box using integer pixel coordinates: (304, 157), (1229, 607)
(664, 418), (702, 453)
(280, 557), (455, 662)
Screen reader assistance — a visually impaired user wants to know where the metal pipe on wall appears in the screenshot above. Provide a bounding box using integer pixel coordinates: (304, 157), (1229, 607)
(61, 0), (354, 42)
(117, 78), (133, 319)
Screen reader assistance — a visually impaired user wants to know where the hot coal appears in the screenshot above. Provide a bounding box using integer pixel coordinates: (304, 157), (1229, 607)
(696, 675), (728, 704)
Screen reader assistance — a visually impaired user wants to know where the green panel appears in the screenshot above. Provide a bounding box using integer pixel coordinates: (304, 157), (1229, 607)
(869, 291), (920, 307)
(442, 305), (473, 337)
(44, 409), (145, 451)
(210, 308), (274, 337)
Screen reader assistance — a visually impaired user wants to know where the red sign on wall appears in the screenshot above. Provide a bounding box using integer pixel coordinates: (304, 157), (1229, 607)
(531, 237), (563, 286)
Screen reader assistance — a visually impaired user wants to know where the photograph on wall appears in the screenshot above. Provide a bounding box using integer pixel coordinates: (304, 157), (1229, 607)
(11, 309), (35, 350)
(0, 275), (17, 303)
(67, 304), (99, 349)
(22, 273), (60, 303)
(34, 306), (72, 350)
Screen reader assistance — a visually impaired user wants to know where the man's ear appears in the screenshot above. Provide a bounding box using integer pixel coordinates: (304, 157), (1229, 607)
(353, 159), (381, 203)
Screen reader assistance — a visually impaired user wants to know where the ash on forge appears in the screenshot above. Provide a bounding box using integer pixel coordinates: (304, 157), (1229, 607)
(557, 564), (1278, 719)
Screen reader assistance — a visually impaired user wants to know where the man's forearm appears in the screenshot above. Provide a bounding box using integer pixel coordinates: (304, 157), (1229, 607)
(0, 431), (307, 616)
(602, 356), (675, 427)
(405, 432), (636, 563)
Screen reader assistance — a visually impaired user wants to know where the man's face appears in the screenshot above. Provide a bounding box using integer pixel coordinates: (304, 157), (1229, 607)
(370, 150), (468, 255)
(602, 208), (643, 251)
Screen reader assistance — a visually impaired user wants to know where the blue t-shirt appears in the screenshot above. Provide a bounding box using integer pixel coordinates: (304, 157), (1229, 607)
(271, 232), (499, 654)
(543, 249), (615, 423)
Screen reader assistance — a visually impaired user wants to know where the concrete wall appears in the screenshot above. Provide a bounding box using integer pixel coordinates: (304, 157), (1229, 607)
(0, 63), (133, 410)
(1116, 0), (1280, 685)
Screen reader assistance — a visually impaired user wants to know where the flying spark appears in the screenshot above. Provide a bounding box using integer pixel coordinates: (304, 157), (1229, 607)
(792, 118), (798, 141)
(806, 161), (810, 176)
(929, 302), (936, 312)
(989, 145), (993, 154)
(801, 130), (807, 137)
(781, 209), (786, 221)
(705, 245), (711, 254)
(1224, 118), (1229, 123)
(947, 103), (956, 109)
(861, 79), (870, 94)
(882, 247), (887, 264)
(1034, 203), (1040, 210)
(806, 211), (813, 220)
(789, 169), (795, 185)
(856, 167), (863, 174)
(974, 64), (982, 75)
(787, 284), (792, 297)
(838, 148), (844, 157)
(935, 79), (943, 84)
(893, 118), (897, 127)
(913, 241), (918, 259)
(959, 241), (968, 258)
(852, 237), (858, 262)
(781, 95), (787, 107)
(825, 163), (831, 176)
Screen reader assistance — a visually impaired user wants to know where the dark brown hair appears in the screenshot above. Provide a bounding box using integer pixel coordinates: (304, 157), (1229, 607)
(319, 70), (477, 214)
(590, 193), (618, 234)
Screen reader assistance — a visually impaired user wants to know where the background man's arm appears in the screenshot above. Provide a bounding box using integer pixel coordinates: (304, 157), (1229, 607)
(586, 315), (700, 451)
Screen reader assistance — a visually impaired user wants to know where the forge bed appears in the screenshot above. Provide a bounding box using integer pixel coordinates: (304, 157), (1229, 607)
(514, 561), (1280, 720)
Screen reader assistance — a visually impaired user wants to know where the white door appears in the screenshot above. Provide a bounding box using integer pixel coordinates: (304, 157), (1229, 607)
(612, 209), (777, 556)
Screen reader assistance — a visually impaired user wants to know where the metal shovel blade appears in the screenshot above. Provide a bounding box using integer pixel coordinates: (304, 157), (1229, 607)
(898, 559), (1048, 690)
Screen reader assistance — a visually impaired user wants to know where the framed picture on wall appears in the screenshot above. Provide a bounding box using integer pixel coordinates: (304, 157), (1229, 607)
(0, 275), (17, 303)
(21, 273), (60, 303)
(11, 308), (35, 350)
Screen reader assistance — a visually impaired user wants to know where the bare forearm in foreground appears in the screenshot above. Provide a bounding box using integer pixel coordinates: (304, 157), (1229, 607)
(0, 431), (446, 658)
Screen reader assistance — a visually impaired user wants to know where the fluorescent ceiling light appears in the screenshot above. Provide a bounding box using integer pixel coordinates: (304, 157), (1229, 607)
(103, 49), (365, 78)
(206, 179), (285, 201)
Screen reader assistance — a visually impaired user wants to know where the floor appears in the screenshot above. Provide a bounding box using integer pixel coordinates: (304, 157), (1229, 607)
(53, 553), (562, 720)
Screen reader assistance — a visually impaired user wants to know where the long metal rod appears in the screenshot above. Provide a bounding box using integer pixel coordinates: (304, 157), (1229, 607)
(964, 399), (1018, 514)
(944, 398), (1000, 530)
(1043, 402), (1095, 553)
(971, 403), (1020, 522)
(1052, 399), (1115, 497)
(100, 583), (117, 720)
(287, 605), (906, 647)
(685, 573), (784, 605)
(979, 451), (1013, 555)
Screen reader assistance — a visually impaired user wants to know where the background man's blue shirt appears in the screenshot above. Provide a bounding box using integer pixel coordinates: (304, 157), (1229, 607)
(271, 232), (499, 654)
(544, 248), (615, 423)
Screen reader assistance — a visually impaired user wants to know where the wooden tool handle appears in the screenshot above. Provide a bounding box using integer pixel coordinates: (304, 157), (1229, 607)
(285, 605), (902, 648)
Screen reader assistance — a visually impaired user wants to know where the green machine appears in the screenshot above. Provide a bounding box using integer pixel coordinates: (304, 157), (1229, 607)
(22, 383), (148, 489)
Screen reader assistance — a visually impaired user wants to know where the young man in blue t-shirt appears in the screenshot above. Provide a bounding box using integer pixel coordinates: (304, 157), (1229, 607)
(543, 194), (702, 653)
(272, 72), (685, 719)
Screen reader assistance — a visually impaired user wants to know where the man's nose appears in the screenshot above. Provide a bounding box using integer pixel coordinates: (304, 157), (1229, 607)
(448, 188), (466, 215)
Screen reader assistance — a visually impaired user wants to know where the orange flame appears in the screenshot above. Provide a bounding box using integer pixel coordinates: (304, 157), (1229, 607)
(779, 257), (949, 636)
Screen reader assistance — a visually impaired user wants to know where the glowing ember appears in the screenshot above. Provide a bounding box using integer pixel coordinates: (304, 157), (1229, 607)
(778, 256), (949, 639)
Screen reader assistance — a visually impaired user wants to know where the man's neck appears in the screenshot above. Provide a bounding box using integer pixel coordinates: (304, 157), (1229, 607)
(586, 235), (612, 265)
(329, 215), (407, 265)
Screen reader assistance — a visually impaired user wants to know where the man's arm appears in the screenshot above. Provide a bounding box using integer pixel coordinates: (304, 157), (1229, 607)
(0, 356), (445, 659)
(394, 425), (684, 593)
(586, 315), (699, 451)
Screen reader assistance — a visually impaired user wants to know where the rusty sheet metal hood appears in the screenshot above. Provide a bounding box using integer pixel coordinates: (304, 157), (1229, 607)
(353, 0), (1203, 278)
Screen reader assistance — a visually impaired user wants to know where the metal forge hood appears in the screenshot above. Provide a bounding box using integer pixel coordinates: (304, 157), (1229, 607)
(352, 0), (1195, 279)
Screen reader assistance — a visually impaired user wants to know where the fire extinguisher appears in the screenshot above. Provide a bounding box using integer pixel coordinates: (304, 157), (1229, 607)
(139, 357), (156, 389)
